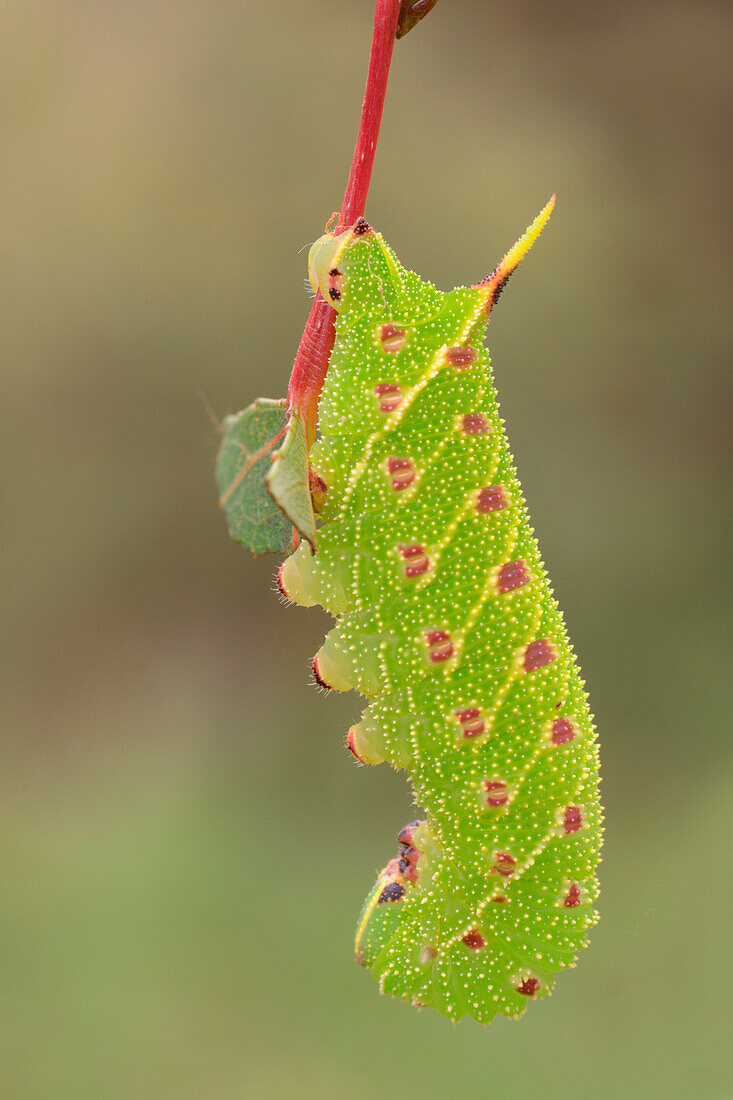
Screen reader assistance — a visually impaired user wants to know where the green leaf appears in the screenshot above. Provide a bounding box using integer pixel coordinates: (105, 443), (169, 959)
(216, 398), (291, 556)
(266, 407), (317, 549)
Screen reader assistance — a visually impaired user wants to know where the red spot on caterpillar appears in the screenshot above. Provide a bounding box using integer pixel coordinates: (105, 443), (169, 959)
(483, 780), (509, 807)
(386, 456), (416, 491)
(563, 806), (583, 834)
(420, 944), (437, 965)
(379, 324), (408, 353)
(564, 883), (581, 908)
(492, 852), (517, 877)
(516, 977), (540, 997)
(551, 717), (576, 746)
(397, 820), (424, 847)
(353, 217), (371, 236)
(399, 544), (430, 578)
(425, 630), (454, 663)
(455, 707), (485, 739)
(374, 383), (403, 413)
(378, 881), (406, 904)
(523, 639), (556, 672)
(460, 413), (489, 435)
(476, 485), (507, 514)
(446, 346), (477, 369)
(497, 560), (530, 593)
(491, 895), (507, 904)
(461, 929), (485, 950)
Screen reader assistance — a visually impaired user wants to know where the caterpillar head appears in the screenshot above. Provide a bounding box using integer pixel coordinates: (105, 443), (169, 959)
(307, 218), (374, 309)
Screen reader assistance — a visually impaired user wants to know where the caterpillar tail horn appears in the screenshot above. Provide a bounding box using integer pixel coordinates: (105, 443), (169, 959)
(477, 195), (556, 313)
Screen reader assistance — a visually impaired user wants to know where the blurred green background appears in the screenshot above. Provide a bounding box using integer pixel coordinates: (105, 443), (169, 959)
(3, 1), (731, 1096)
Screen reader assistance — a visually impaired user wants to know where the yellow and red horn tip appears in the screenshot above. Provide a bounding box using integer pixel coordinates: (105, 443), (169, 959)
(477, 195), (555, 314)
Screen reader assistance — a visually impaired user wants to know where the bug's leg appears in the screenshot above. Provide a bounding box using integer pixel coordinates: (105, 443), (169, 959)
(346, 721), (385, 766)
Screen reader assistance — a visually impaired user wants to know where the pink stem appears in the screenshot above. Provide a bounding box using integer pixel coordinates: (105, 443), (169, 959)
(288, 0), (401, 445)
(339, 0), (401, 230)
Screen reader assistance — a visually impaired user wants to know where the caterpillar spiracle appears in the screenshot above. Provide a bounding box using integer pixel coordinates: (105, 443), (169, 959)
(279, 202), (602, 1023)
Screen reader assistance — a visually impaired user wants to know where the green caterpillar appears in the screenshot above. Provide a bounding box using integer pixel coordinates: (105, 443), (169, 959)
(278, 202), (602, 1023)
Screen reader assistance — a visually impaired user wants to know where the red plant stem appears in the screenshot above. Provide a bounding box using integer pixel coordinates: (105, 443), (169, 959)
(288, 0), (402, 446)
(286, 294), (335, 446)
(339, 0), (401, 230)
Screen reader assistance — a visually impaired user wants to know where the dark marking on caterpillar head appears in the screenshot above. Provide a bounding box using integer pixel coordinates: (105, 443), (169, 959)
(425, 630), (454, 663)
(516, 976), (540, 997)
(523, 639), (556, 672)
(399, 544), (430, 578)
(460, 413), (489, 435)
(386, 456), (416, 491)
(378, 881), (406, 904)
(446, 346), (477, 369)
(476, 485), (508, 514)
(564, 883), (581, 908)
(353, 217), (371, 236)
(379, 324), (408, 354)
(328, 287), (341, 301)
(461, 929), (485, 950)
(455, 707), (485, 739)
(492, 852), (517, 877)
(374, 383), (403, 413)
(563, 806), (583, 834)
(328, 267), (340, 278)
(483, 780), (509, 807)
(551, 717), (576, 746)
(497, 560), (530, 593)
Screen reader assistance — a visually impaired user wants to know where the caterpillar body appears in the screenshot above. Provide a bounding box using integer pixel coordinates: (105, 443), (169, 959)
(279, 202), (602, 1023)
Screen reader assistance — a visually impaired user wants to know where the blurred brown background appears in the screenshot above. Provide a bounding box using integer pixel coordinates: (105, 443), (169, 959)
(3, 1), (731, 1096)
